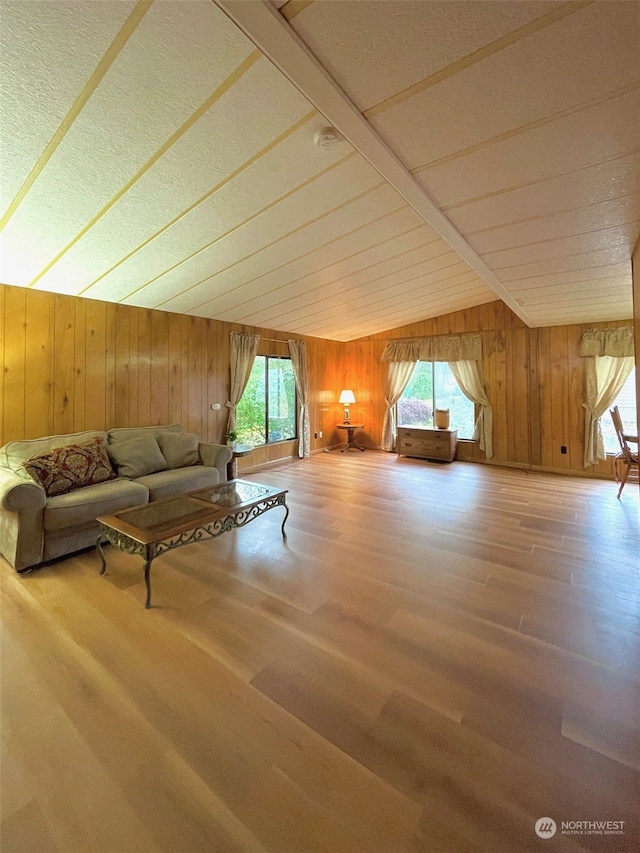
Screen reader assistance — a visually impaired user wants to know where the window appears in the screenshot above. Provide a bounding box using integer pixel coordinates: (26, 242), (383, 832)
(602, 367), (637, 454)
(236, 356), (297, 446)
(397, 361), (475, 439)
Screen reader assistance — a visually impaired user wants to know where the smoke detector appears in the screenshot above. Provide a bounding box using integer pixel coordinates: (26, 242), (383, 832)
(314, 127), (341, 151)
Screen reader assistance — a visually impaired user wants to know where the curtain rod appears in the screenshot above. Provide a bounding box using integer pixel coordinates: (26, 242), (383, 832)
(377, 331), (483, 343)
(230, 331), (301, 344)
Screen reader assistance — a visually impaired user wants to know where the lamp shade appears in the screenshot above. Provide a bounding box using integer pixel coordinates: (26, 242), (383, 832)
(339, 389), (356, 405)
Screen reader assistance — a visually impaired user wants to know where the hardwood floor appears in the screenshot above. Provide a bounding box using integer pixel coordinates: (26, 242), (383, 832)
(1, 452), (639, 852)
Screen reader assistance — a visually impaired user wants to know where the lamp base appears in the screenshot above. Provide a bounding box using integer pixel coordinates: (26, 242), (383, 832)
(343, 406), (351, 423)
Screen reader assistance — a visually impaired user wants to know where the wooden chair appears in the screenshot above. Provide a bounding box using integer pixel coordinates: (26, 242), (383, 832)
(609, 406), (639, 498)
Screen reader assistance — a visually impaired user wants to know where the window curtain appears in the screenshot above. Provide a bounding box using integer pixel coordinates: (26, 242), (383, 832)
(580, 327), (634, 468)
(448, 360), (494, 459)
(288, 339), (310, 458)
(582, 354), (634, 467)
(226, 332), (260, 433)
(382, 361), (416, 451)
(381, 333), (493, 458)
(381, 333), (482, 363)
(579, 327), (634, 357)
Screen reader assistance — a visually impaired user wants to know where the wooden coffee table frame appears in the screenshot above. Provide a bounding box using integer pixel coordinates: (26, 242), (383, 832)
(96, 480), (288, 609)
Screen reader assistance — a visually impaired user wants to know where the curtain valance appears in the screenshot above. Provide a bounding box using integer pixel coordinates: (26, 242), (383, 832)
(579, 327), (634, 358)
(381, 333), (482, 363)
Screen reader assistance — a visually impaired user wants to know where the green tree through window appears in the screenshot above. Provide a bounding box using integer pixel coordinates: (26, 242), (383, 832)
(397, 361), (475, 439)
(236, 356), (297, 446)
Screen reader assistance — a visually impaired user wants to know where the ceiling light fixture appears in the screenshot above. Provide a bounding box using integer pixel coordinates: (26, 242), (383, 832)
(314, 126), (341, 151)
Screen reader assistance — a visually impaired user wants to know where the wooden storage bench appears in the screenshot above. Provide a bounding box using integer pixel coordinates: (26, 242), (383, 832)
(397, 426), (458, 462)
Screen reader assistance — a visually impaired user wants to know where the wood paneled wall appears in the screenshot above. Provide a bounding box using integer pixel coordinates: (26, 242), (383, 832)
(0, 285), (345, 470)
(1, 284), (634, 479)
(633, 240), (640, 451)
(345, 300), (631, 478)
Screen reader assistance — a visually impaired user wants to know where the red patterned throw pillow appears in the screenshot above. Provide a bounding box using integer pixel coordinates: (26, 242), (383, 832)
(22, 436), (117, 497)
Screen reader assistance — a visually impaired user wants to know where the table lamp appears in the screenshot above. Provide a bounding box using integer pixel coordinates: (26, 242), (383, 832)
(339, 389), (356, 423)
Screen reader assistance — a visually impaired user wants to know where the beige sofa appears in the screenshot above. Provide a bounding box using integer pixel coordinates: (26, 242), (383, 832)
(0, 424), (233, 572)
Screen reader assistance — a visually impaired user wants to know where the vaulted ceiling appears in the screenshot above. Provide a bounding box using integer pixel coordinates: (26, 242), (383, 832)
(1, 0), (638, 340)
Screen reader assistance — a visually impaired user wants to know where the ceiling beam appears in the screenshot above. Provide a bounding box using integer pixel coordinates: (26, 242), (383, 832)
(214, 0), (533, 327)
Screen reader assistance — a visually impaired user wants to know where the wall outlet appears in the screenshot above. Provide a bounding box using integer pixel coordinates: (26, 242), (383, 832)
(318, 430), (323, 438)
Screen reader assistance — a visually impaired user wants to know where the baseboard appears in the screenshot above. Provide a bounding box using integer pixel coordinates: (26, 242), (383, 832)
(238, 444), (340, 474)
(238, 442), (384, 474)
(530, 464), (616, 481)
(238, 446), (617, 482)
(456, 455), (615, 481)
(460, 457), (531, 472)
(238, 457), (299, 475)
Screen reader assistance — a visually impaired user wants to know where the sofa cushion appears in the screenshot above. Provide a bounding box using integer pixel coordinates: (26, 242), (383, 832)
(136, 466), (220, 502)
(107, 424), (182, 444)
(157, 431), (200, 469)
(107, 435), (168, 479)
(44, 479), (149, 532)
(22, 436), (117, 497)
(1, 430), (108, 473)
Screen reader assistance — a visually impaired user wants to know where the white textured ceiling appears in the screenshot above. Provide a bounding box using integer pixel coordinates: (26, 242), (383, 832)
(1, 0), (638, 339)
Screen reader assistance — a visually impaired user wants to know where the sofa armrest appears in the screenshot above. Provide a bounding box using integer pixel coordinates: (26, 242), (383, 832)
(0, 468), (45, 512)
(198, 443), (233, 482)
(0, 468), (46, 571)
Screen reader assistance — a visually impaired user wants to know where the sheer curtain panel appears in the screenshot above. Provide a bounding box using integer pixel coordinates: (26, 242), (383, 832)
(226, 332), (260, 433)
(382, 361), (416, 451)
(288, 339), (310, 458)
(448, 360), (494, 459)
(583, 355), (634, 467)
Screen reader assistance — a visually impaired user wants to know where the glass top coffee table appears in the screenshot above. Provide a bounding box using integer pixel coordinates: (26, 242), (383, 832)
(96, 479), (289, 608)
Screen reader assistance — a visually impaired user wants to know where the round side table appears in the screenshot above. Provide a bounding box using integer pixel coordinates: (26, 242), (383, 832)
(227, 444), (252, 479)
(336, 423), (365, 452)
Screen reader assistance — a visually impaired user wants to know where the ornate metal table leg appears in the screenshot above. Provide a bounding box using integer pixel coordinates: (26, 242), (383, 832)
(281, 501), (289, 538)
(96, 534), (107, 576)
(143, 555), (153, 609)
